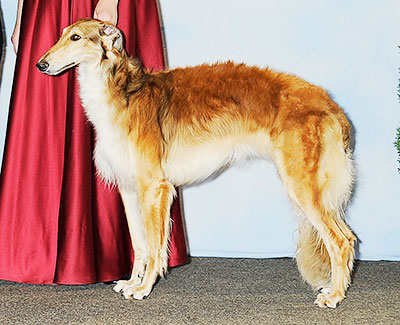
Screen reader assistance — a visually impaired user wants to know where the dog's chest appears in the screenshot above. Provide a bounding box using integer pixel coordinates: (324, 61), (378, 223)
(93, 121), (136, 188)
(78, 72), (137, 188)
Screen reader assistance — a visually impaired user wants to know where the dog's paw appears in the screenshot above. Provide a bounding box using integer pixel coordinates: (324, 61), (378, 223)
(113, 280), (129, 294)
(113, 280), (150, 300)
(314, 290), (344, 308)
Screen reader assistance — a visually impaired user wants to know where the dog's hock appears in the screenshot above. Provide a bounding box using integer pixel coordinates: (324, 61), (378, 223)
(100, 23), (123, 52)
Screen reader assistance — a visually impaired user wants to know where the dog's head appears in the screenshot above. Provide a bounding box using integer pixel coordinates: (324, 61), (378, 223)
(36, 18), (124, 75)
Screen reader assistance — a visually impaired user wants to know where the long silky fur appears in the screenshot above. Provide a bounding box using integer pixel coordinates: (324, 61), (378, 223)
(37, 19), (357, 307)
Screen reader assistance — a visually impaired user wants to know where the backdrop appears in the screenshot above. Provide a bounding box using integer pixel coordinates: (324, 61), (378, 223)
(1, 0), (400, 261)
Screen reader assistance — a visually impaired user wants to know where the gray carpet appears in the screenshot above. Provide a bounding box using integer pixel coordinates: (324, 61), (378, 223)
(0, 258), (399, 324)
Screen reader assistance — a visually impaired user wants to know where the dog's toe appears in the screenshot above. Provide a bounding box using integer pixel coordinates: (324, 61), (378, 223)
(314, 291), (343, 308)
(113, 280), (128, 293)
(122, 287), (136, 300)
(113, 279), (150, 300)
(122, 286), (148, 300)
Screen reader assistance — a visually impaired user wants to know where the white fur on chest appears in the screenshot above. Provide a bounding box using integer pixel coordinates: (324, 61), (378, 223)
(78, 64), (137, 189)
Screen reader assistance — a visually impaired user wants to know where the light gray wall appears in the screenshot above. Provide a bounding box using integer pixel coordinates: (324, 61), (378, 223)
(1, 0), (399, 260)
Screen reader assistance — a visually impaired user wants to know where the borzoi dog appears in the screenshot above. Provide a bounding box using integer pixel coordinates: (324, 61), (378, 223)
(37, 19), (356, 308)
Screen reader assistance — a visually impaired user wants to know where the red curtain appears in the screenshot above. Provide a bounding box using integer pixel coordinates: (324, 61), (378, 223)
(0, 0), (187, 284)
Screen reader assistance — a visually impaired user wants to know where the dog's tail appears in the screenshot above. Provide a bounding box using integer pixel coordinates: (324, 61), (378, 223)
(296, 218), (331, 289)
(295, 112), (356, 291)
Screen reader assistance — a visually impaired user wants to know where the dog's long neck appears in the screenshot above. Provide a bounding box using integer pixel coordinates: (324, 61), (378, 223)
(107, 54), (147, 108)
(75, 50), (146, 188)
(77, 50), (146, 127)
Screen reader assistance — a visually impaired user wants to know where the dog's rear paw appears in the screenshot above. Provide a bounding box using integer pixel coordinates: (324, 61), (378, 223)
(314, 290), (344, 308)
(113, 280), (150, 300)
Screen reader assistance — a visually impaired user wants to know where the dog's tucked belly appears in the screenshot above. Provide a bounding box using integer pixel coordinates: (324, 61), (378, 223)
(163, 132), (271, 186)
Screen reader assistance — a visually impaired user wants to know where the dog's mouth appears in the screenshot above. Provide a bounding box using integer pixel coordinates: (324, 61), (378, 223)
(36, 60), (77, 75)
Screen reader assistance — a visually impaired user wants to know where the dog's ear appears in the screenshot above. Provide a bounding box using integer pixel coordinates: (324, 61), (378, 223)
(100, 23), (124, 52)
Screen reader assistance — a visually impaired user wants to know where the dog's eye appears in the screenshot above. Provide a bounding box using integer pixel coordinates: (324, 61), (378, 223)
(70, 34), (81, 41)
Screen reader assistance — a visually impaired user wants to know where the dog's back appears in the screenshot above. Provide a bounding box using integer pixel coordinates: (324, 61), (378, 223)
(127, 62), (351, 188)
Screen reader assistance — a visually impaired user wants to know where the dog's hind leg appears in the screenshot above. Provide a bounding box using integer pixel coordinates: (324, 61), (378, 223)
(296, 205), (355, 308)
(272, 112), (356, 308)
(118, 172), (175, 300)
(296, 217), (331, 291)
(113, 188), (147, 295)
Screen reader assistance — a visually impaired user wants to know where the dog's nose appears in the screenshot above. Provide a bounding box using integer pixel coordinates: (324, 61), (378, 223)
(36, 61), (49, 72)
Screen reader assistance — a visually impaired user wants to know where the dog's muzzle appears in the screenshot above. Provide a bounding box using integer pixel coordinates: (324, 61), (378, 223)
(36, 60), (49, 72)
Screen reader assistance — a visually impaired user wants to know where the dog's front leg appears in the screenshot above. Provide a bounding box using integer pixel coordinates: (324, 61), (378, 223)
(113, 188), (148, 297)
(117, 174), (175, 300)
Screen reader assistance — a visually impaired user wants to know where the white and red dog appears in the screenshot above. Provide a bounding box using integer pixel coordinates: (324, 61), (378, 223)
(37, 19), (356, 308)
